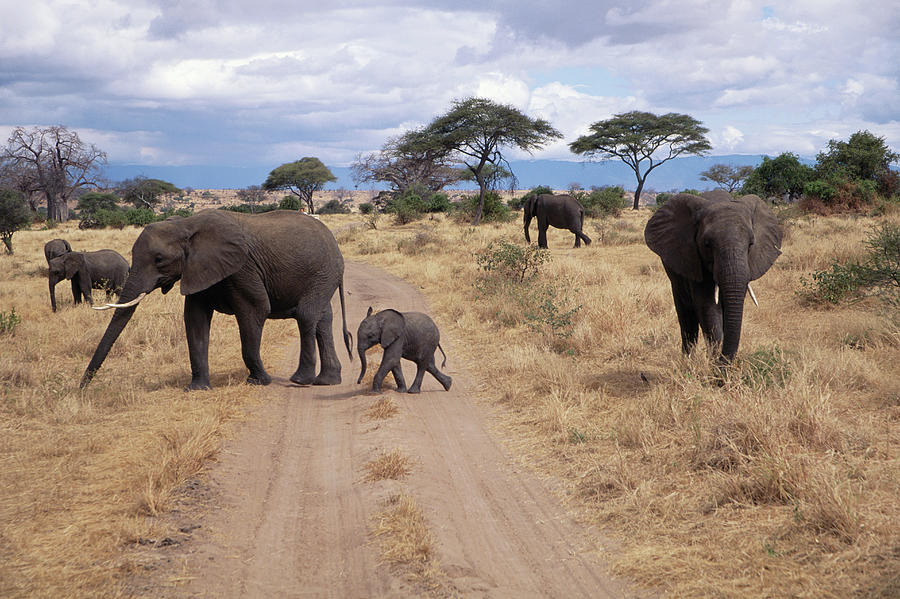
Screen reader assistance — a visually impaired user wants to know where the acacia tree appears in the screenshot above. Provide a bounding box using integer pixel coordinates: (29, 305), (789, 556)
(419, 97), (562, 225)
(700, 163), (755, 193)
(3, 126), (107, 222)
(0, 189), (32, 254)
(236, 185), (269, 213)
(351, 128), (461, 193)
(570, 111), (712, 210)
(262, 157), (336, 214)
(117, 177), (181, 209)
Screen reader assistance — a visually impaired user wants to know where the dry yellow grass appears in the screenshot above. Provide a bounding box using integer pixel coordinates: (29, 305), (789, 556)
(335, 208), (900, 599)
(370, 492), (449, 594)
(364, 448), (413, 482)
(0, 222), (296, 598)
(366, 396), (399, 420)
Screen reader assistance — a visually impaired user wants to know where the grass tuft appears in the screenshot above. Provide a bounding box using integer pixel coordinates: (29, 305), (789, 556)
(364, 449), (413, 482)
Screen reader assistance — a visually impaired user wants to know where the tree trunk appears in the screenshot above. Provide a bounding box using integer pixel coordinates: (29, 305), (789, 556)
(2, 235), (12, 255)
(471, 178), (486, 226)
(632, 178), (645, 210)
(47, 195), (68, 222)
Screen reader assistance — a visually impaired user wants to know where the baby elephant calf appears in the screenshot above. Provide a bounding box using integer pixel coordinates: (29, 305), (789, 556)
(356, 307), (452, 394)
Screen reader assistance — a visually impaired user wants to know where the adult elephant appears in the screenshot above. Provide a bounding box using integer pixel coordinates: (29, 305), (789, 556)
(80, 210), (352, 390)
(523, 194), (592, 249)
(48, 249), (129, 312)
(644, 191), (782, 362)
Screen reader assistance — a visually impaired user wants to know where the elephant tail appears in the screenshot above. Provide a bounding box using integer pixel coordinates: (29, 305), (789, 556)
(339, 277), (353, 360)
(437, 343), (448, 368)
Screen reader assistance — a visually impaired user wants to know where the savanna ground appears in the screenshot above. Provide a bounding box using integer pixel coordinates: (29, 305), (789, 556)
(1, 204), (898, 598)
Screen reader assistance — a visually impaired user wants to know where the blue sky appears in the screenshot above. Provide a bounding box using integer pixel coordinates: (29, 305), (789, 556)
(1, 0), (897, 172)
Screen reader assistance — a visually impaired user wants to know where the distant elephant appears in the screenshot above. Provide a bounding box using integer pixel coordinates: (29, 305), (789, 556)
(80, 209), (352, 390)
(45, 238), (75, 310)
(356, 307), (452, 394)
(644, 191), (782, 362)
(48, 249), (129, 312)
(523, 193), (592, 248)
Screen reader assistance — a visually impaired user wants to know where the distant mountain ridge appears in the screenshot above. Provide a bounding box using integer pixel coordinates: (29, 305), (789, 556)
(102, 154), (807, 193)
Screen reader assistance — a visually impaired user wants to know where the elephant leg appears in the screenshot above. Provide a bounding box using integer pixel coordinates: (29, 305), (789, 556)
(666, 271), (700, 354)
(392, 364), (407, 393)
(184, 295), (214, 390)
(291, 314), (319, 385)
(372, 341), (402, 393)
(537, 219), (549, 249)
(313, 303), (341, 385)
(427, 360), (452, 391)
(698, 291), (724, 352)
(71, 278), (82, 305)
(576, 229), (591, 247)
(235, 315), (271, 386)
(408, 362), (427, 394)
(49, 280), (58, 312)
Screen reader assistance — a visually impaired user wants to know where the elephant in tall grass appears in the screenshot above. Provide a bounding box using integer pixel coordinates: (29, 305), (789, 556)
(48, 249), (129, 312)
(644, 190), (782, 361)
(81, 210), (352, 390)
(523, 194), (591, 248)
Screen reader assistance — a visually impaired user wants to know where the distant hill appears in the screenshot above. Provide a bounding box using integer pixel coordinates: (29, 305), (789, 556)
(102, 154), (807, 193)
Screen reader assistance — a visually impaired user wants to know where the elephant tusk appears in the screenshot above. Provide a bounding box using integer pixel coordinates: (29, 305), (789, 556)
(747, 283), (759, 307)
(714, 285), (718, 305)
(92, 292), (147, 310)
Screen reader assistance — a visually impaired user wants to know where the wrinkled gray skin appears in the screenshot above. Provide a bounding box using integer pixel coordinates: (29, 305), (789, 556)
(48, 249), (129, 312)
(356, 307), (452, 394)
(80, 210), (352, 391)
(524, 193), (592, 248)
(44, 239), (75, 311)
(644, 190), (782, 362)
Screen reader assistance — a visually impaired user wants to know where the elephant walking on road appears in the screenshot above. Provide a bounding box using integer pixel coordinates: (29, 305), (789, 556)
(524, 193), (592, 249)
(48, 249), (129, 312)
(644, 190), (782, 362)
(81, 209), (352, 390)
(357, 307), (452, 394)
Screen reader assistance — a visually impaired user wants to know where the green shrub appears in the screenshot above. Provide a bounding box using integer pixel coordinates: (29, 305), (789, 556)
(358, 202), (375, 214)
(125, 207), (157, 226)
(279, 195), (302, 211)
(388, 188), (428, 225)
(425, 192), (451, 213)
(475, 239), (548, 283)
(740, 346), (792, 389)
(580, 186), (627, 218)
(458, 191), (510, 222)
(0, 308), (21, 335)
(799, 222), (900, 306)
(222, 202), (279, 214)
(318, 199), (351, 214)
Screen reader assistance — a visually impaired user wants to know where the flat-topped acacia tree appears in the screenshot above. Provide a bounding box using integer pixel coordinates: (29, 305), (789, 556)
(263, 157), (336, 214)
(570, 111), (712, 210)
(419, 97), (562, 225)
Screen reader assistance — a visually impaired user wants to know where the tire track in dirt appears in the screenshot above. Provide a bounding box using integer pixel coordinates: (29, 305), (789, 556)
(153, 261), (645, 598)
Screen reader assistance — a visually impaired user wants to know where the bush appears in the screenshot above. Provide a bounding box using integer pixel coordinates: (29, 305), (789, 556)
(475, 239), (548, 283)
(425, 192), (451, 213)
(222, 202), (279, 214)
(79, 207), (127, 229)
(0, 308), (21, 335)
(318, 199), (351, 215)
(458, 191), (510, 222)
(800, 179), (880, 215)
(799, 222), (900, 306)
(388, 188), (428, 225)
(160, 208), (193, 219)
(125, 207), (157, 226)
(279, 195), (302, 211)
(358, 202), (375, 214)
(580, 186), (627, 218)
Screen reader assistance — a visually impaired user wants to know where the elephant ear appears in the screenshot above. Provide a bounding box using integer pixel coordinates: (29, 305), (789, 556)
(741, 194), (783, 280)
(64, 253), (85, 279)
(180, 211), (250, 295)
(379, 309), (405, 348)
(644, 194), (707, 281)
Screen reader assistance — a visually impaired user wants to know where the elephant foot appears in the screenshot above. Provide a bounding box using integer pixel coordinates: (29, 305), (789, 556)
(290, 372), (316, 385)
(185, 379), (212, 391)
(397, 385), (409, 393)
(312, 370), (341, 386)
(246, 372), (272, 386)
(406, 386), (420, 394)
(441, 376), (452, 391)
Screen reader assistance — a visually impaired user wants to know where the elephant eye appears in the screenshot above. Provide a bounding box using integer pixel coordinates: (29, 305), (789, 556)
(154, 254), (164, 265)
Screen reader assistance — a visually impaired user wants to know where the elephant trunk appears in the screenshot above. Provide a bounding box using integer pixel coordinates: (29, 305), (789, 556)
(80, 278), (145, 388)
(717, 252), (750, 362)
(357, 343), (369, 384)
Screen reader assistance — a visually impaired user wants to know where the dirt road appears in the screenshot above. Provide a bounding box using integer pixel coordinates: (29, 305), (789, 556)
(146, 261), (641, 598)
